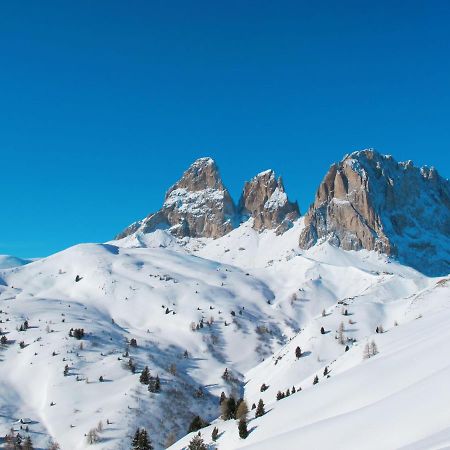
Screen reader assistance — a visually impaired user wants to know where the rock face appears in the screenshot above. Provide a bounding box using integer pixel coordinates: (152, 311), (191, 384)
(238, 170), (300, 234)
(117, 158), (237, 239)
(117, 159), (300, 240)
(299, 149), (450, 276)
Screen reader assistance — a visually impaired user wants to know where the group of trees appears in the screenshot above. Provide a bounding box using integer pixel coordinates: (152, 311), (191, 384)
(276, 386), (296, 401)
(139, 366), (161, 393)
(69, 328), (85, 339)
(4, 431), (34, 450)
(363, 341), (379, 359)
(131, 428), (153, 450)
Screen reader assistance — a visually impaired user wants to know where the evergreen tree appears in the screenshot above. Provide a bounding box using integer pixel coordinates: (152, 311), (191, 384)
(313, 375), (319, 385)
(132, 428), (140, 449)
(221, 395), (236, 420)
(138, 429), (153, 450)
(320, 326), (325, 334)
(188, 416), (209, 433)
(219, 391), (227, 404)
(188, 433), (207, 450)
(255, 399), (265, 417)
(323, 366), (329, 376)
(140, 366), (150, 385)
(211, 427), (219, 442)
(238, 417), (248, 439)
(295, 346), (302, 359)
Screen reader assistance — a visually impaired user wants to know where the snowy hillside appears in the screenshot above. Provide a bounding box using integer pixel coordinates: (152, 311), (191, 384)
(1, 216), (447, 449)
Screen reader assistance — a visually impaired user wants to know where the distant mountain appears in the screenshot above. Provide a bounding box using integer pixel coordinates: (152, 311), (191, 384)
(117, 150), (449, 276)
(116, 157), (299, 239)
(299, 149), (450, 276)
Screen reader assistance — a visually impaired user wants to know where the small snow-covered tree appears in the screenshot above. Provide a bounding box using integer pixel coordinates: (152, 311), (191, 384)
(338, 321), (345, 345)
(86, 428), (99, 445)
(370, 340), (379, 356)
(363, 343), (371, 359)
(211, 427), (219, 441)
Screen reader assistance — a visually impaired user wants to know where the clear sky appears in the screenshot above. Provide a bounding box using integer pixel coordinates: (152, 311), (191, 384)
(1, 1), (449, 257)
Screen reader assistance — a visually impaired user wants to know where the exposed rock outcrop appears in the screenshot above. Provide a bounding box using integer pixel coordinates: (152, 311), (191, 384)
(238, 170), (300, 234)
(116, 158), (237, 239)
(299, 149), (450, 276)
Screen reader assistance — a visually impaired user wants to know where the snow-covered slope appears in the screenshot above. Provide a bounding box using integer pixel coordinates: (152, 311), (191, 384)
(2, 219), (446, 449)
(170, 277), (450, 450)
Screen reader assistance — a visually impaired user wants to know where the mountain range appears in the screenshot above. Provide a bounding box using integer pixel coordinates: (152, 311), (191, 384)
(0, 149), (449, 450)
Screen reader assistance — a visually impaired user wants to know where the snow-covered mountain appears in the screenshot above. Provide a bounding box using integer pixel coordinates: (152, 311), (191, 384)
(1, 150), (449, 450)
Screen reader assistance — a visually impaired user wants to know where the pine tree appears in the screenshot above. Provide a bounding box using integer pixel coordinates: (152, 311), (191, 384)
(188, 433), (207, 450)
(313, 375), (319, 385)
(132, 428), (140, 449)
(295, 346), (302, 359)
(323, 366), (329, 376)
(140, 366), (150, 385)
(219, 391), (226, 404)
(292, 386), (296, 393)
(276, 390), (284, 401)
(211, 427), (219, 442)
(221, 395), (236, 420)
(138, 429), (153, 450)
(320, 326), (325, 334)
(238, 417), (248, 439)
(188, 416), (208, 433)
(255, 399), (265, 417)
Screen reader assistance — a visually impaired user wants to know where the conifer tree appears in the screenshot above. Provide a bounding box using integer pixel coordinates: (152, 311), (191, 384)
(255, 399), (265, 417)
(132, 428), (140, 449)
(140, 366), (150, 385)
(295, 346), (302, 359)
(188, 416), (209, 433)
(188, 433), (207, 450)
(211, 427), (219, 442)
(238, 417), (248, 439)
(138, 429), (153, 450)
(313, 375), (319, 385)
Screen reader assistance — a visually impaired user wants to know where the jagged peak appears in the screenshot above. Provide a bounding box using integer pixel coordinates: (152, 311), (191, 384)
(168, 156), (227, 194)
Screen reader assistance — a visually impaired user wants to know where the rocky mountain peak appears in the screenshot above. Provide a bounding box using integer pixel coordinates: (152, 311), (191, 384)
(116, 157), (236, 240)
(167, 157), (225, 193)
(299, 149), (450, 276)
(238, 169), (299, 234)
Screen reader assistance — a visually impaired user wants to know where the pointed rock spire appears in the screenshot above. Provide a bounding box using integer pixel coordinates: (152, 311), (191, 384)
(238, 169), (299, 234)
(116, 157), (237, 239)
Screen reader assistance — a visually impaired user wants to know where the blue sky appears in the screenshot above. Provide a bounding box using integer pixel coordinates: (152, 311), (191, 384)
(1, 1), (449, 257)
